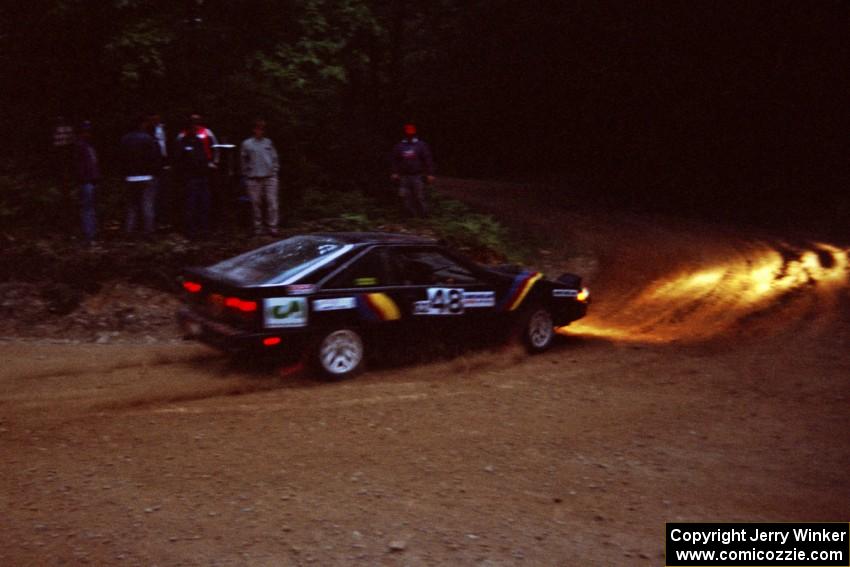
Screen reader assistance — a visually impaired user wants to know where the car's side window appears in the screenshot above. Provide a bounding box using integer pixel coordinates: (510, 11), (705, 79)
(324, 249), (397, 289)
(394, 249), (480, 285)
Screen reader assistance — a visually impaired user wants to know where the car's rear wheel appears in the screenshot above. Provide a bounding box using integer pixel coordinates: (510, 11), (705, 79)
(315, 328), (364, 379)
(522, 307), (555, 353)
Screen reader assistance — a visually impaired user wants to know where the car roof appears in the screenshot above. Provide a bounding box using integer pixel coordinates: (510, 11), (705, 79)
(312, 232), (437, 246)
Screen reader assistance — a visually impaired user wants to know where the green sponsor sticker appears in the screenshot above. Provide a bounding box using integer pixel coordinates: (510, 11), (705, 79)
(264, 298), (307, 328)
(272, 301), (301, 319)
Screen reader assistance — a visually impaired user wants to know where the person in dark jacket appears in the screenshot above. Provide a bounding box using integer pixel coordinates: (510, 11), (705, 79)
(175, 117), (215, 239)
(74, 120), (100, 245)
(119, 115), (161, 236)
(390, 123), (435, 218)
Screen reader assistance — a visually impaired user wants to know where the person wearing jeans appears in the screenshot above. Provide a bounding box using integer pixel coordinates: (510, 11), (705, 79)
(185, 176), (211, 239)
(240, 119), (280, 236)
(124, 179), (157, 234)
(79, 182), (97, 243)
(390, 123), (435, 218)
(119, 115), (161, 237)
(74, 121), (99, 244)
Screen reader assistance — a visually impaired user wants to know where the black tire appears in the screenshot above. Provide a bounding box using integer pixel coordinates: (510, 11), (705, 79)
(521, 306), (556, 353)
(314, 328), (365, 380)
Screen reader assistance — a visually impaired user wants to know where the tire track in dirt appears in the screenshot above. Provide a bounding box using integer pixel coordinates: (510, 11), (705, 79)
(93, 343), (534, 415)
(0, 338), (538, 419)
(0, 343), (293, 420)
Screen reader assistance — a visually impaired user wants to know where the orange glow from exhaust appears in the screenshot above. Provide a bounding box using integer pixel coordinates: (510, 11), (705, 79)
(563, 242), (849, 344)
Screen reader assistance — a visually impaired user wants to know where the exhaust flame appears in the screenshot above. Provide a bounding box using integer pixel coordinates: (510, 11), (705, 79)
(564, 242), (849, 343)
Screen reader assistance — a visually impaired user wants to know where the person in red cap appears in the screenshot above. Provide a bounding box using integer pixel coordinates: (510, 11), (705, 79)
(390, 123), (435, 218)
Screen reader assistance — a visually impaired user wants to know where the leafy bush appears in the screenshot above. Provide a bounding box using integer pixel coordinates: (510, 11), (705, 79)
(292, 186), (530, 263)
(428, 195), (531, 263)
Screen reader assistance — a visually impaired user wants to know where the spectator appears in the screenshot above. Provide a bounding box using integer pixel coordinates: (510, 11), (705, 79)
(391, 123), (435, 218)
(214, 136), (242, 231)
(120, 115), (161, 237)
(74, 120), (100, 245)
(175, 117), (215, 239)
(178, 113), (219, 167)
(148, 113), (172, 229)
(52, 116), (76, 228)
(240, 119), (280, 236)
(52, 116), (75, 177)
(150, 113), (168, 159)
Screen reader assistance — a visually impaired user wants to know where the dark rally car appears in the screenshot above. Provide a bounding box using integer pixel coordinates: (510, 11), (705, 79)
(178, 232), (589, 378)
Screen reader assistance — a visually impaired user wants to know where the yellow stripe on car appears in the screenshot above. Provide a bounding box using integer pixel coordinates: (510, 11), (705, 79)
(368, 293), (401, 320)
(508, 272), (543, 311)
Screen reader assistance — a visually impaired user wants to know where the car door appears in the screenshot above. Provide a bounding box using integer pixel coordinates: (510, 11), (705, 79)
(389, 247), (499, 341)
(317, 246), (410, 329)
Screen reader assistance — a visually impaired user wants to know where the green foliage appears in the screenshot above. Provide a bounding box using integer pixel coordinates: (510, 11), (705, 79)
(295, 186), (528, 262)
(0, 173), (26, 223)
(0, 170), (63, 229)
(1, 0), (464, 187)
(428, 196), (529, 263)
(104, 18), (174, 88)
(295, 186), (393, 229)
(0, 167), (126, 240)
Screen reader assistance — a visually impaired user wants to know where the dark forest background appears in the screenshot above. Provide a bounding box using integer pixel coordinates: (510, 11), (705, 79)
(1, 0), (848, 235)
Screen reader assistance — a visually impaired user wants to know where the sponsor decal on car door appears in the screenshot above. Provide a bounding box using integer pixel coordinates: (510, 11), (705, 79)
(312, 297), (357, 311)
(265, 297), (308, 328)
(413, 288), (496, 315)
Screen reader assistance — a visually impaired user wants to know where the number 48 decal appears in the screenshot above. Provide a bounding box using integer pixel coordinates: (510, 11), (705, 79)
(412, 288), (495, 315)
(429, 288), (464, 314)
(413, 288), (465, 315)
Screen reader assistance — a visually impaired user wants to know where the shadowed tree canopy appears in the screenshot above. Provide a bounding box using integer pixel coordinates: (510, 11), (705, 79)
(1, 0), (847, 226)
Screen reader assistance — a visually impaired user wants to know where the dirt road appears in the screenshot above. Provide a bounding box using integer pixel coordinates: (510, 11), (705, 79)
(2, 180), (848, 566)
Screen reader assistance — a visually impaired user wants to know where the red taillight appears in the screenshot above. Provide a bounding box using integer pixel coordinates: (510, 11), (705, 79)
(225, 297), (258, 312)
(263, 337), (281, 347)
(183, 281), (202, 293)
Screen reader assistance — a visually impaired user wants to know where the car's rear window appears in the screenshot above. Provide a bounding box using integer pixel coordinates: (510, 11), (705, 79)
(207, 235), (346, 285)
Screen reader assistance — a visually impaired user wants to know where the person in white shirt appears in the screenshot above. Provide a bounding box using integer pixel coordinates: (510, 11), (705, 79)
(240, 119), (280, 236)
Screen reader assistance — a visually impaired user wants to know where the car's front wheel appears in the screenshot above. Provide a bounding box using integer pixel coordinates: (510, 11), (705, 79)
(522, 307), (555, 353)
(315, 328), (365, 379)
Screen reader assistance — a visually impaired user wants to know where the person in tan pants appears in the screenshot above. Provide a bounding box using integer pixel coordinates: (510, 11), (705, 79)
(240, 119), (280, 236)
